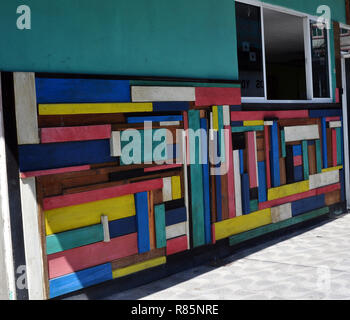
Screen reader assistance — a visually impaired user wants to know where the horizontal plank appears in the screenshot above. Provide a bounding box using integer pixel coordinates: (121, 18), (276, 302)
(109, 216), (137, 239)
(132, 86), (195, 102)
(271, 203), (292, 223)
(166, 235), (188, 256)
(144, 164), (182, 173)
(20, 165), (90, 178)
(38, 103), (153, 115)
(284, 125), (320, 142)
(166, 222), (187, 240)
(127, 115), (183, 123)
(43, 178), (163, 210)
(231, 126), (264, 133)
(322, 166), (343, 173)
(166, 207), (187, 226)
(309, 170), (340, 190)
(309, 109), (342, 118)
(153, 101), (190, 112)
(195, 87), (241, 106)
(47, 233), (138, 279)
(244, 120), (264, 126)
(214, 208), (272, 241)
(291, 194), (325, 217)
(230, 110), (309, 121)
(268, 180), (309, 201)
(329, 121), (342, 128)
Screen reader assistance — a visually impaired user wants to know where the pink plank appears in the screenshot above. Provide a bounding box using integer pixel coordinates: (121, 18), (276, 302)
(41, 125), (111, 143)
(20, 165), (90, 178)
(264, 126), (271, 189)
(259, 183), (341, 210)
(230, 110), (308, 121)
(144, 164), (182, 173)
(195, 87), (241, 107)
(293, 155), (303, 167)
(326, 117), (340, 122)
(336, 88), (340, 104)
(183, 111), (190, 165)
(332, 129), (337, 167)
(247, 131), (258, 188)
(48, 233), (138, 279)
(225, 125), (236, 218)
(166, 235), (188, 256)
(43, 178), (164, 211)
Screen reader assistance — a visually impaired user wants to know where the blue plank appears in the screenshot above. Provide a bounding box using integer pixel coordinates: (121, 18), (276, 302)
(307, 141), (315, 146)
(165, 207), (187, 226)
(127, 115), (183, 123)
(270, 121), (280, 187)
(258, 162), (267, 203)
(294, 166), (304, 182)
(239, 149), (244, 174)
(49, 263), (112, 299)
(230, 105), (242, 111)
(309, 109), (342, 118)
(292, 145), (302, 156)
(321, 117), (328, 169)
(135, 192), (150, 254)
(340, 169), (345, 202)
(241, 173), (250, 215)
(215, 167), (223, 222)
(19, 140), (114, 172)
(35, 78), (130, 103)
(200, 118), (211, 244)
(231, 121), (244, 127)
(108, 216), (137, 239)
(153, 101), (190, 112)
(291, 194), (325, 217)
(341, 117), (344, 166)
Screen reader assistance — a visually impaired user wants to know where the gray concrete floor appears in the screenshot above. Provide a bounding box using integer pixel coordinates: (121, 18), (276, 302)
(104, 214), (350, 300)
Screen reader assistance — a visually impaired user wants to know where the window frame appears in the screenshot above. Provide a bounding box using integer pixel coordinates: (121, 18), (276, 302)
(236, 0), (333, 104)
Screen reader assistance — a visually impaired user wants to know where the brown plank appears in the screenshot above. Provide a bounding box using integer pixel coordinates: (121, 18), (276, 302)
(210, 171), (217, 223)
(279, 157), (287, 185)
(221, 172), (229, 221)
(153, 188), (163, 205)
(325, 190), (341, 206)
(308, 144), (317, 175)
(333, 21), (342, 90)
(278, 118), (318, 127)
(257, 150), (265, 162)
(148, 191), (156, 250)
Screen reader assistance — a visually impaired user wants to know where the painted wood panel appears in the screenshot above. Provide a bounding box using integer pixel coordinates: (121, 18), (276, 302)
(132, 86), (195, 102)
(284, 125), (319, 142)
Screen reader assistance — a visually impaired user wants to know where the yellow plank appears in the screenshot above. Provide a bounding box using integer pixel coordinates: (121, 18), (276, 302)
(244, 120), (264, 127)
(171, 176), (182, 200)
(38, 103), (153, 115)
(322, 166), (343, 173)
(45, 194), (135, 235)
(267, 180), (309, 201)
(112, 256), (166, 279)
(212, 106), (219, 131)
(214, 208), (272, 241)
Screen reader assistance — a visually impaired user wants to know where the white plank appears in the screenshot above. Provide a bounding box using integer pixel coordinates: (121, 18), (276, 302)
(19, 177), (45, 299)
(166, 222), (187, 240)
(101, 215), (110, 242)
(110, 131), (121, 157)
(271, 203), (292, 223)
(162, 177), (172, 202)
(13, 72), (39, 145)
(159, 121), (180, 126)
(233, 150), (242, 217)
(264, 121), (273, 126)
(329, 121), (342, 128)
(309, 170), (340, 190)
(284, 125), (319, 142)
(131, 86), (195, 102)
(223, 105), (230, 126)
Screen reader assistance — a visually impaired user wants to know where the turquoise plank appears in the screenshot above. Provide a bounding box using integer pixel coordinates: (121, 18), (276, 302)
(232, 126), (264, 133)
(302, 140), (309, 180)
(155, 204), (166, 249)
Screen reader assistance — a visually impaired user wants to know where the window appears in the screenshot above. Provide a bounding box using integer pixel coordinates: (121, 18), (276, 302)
(235, 1), (332, 102)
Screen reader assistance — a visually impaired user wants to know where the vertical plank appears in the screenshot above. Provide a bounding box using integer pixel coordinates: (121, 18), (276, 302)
(135, 192), (150, 253)
(239, 149), (244, 175)
(264, 126), (271, 188)
(154, 205), (166, 248)
(225, 125), (236, 218)
(101, 215), (110, 242)
(308, 144), (317, 175)
(148, 191), (156, 250)
(280, 130), (286, 158)
(270, 121), (281, 187)
(13, 72), (39, 145)
(321, 117), (328, 169)
(316, 139), (322, 173)
(182, 130), (191, 249)
(162, 177), (172, 202)
(233, 151), (243, 217)
(171, 176), (182, 200)
(241, 173), (250, 215)
(336, 127), (342, 166)
(286, 145), (295, 184)
(302, 140), (309, 180)
(279, 158), (287, 185)
(246, 131), (258, 188)
(258, 162), (267, 203)
(110, 131), (121, 157)
(223, 105), (231, 126)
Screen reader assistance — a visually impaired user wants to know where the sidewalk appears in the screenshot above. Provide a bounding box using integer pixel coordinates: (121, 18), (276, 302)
(103, 214), (350, 300)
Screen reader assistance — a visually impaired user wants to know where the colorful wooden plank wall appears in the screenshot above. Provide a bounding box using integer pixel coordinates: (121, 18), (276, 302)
(16, 73), (345, 299)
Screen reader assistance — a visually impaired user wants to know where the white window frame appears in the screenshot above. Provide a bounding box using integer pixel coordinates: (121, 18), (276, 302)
(236, 0), (333, 104)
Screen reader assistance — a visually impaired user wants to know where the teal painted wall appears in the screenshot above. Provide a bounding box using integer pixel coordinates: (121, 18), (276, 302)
(0, 0), (238, 79)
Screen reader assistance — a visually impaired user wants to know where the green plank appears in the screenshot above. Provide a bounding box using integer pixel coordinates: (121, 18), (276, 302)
(231, 126), (264, 133)
(315, 139), (322, 173)
(130, 80), (240, 88)
(46, 224), (104, 255)
(281, 130), (286, 158)
(250, 199), (259, 212)
(336, 127), (342, 166)
(302, 140), (309, 180)
(229, 207), (329, 247)
(154, 204), (166, 249)
(188, 109), (205, 248)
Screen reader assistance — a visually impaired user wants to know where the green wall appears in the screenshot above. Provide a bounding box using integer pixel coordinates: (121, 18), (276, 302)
(0, 0), (238, 79)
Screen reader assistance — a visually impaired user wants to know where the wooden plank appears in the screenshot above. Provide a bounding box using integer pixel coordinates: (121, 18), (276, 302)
(329, 121), (342, 128)
(155, 205), (166, 249)
(110, 131), (122, 157)
(281, 130), (286, 158)
(316, 140), (322, 173)
(144, 164), (182, 173)
(166, 235), (188, 255)
(231, 126), (264, 133)
(271, 203), (292, 223)
(241, 173), (250, 215)
(294, 166), (303, 182)
(131, 86), (195, 102)
(270, 122), (281, 188)
(230, 110), (309, 121)
(153, 102), (190, 112)
(112, 256), (166, 279)
(101, 215), (110, 243)
(284, 125), (319, 142)
(322, 166), (343, 173)
(279, 158), (287, 185)
(322, 117), (328, 169)
(244, 120), (264, 127)
(13, 72), (39, 145)
(309, 170), (340, 190)
(166, 222), (186, 240)
(215, 168), (222, 221)
(127, 115), (183, 123)
(291, 194), (325, 217)
(109, 216), (137, 239)
(258, 162), (267, 202)
(47, 233), (138, 279)
(233, 150), (243, 217)
(20, 165), (91, 178)
(49, 263), (112, 299)
(250, 199), (259, 212)
(336, 127), (342, 166)
(247, 131), (258, 188)
(162, 177), (172, 202)
(212, 106), (219, 131)
(221, 172), (229, 221)
(293, 155), (302, 167)
(148, 192), (156, 250)
(44, 178), (163, 211)
(214, 208), (272, 241)
(332, 129), (338, 167)
(171, 176), (182, 200)
(39, 102), (153, 115)
(35, 78), (130, 103)
(308, 144), (317, 175)
(166, 207), (187, 226)
(45, 194), (136, 235)
(309, 109), (342, 118)
(223, 105), (231, 126)
(278, 118), (318, 127)
(268, 180), (309, 201)
(225, 125), (236, 219)
(195, 87), (241, 107)
(302, 141), (309, 180)
(135, 192), (150, 254)
(325, 190), (341, 206)
(264, 126), (271, 189)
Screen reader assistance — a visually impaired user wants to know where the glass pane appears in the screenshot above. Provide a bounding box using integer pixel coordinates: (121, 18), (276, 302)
(340, 28), (350, 55)
(235, 2), (264, 97)
(310, 22), (330, 98)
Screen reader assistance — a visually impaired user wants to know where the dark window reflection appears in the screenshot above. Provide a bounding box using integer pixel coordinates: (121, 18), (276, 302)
(310, 22), (330, 98)
(235, 2), (264, 97)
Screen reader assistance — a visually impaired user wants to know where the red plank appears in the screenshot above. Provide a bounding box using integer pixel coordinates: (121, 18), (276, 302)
(20, 165), (90, 178)
(144, 164), (182, 173)
(41, 125), (111, 143)
(212, 224), (216, 245)
(225, 125), (236, 218)
(293, 155), (302, 167)
(325, 117), (340, 122)
(247, 131), (258, 188)
(43, 178), (164, 211)
(195, 87), (241, 107)
(259, 183), (341, 210)
(230, 110), (309, 121)
(264, 126), (271, 189)
(332, 129), (338, 167)
(166, 235), (188, 256)
(183, 111), (190, 165)
(47, 233), (138, 279)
